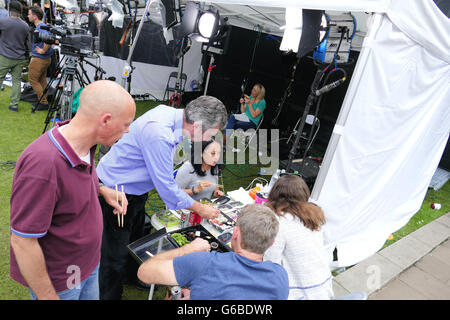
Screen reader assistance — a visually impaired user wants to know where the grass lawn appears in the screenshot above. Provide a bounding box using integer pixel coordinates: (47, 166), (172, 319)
(0, 86), (448, 299)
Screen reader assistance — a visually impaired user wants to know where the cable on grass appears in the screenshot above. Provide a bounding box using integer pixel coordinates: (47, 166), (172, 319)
(0, 161), (16, 170)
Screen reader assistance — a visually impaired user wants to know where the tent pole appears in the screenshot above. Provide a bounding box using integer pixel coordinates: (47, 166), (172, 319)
(310, 13), (384, 201)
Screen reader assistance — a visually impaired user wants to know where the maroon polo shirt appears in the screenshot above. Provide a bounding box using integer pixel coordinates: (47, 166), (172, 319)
(10, 122), (103, 292)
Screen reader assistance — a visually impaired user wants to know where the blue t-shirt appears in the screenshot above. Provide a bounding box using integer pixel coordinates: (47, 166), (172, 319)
(244, 97), (266, 126)
(173, 251), (289, 300)
(32, 23), (54, 59)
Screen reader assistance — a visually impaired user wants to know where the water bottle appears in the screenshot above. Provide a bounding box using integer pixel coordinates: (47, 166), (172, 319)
(268, 169), (281, 191)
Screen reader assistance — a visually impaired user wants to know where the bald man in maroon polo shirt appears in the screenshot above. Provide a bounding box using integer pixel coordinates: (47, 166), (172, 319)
(10, 80), (136, 300)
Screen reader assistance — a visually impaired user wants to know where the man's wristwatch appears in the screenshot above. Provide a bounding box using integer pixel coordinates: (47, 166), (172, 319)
(99, 182), (105, 188)
(192, 186), (198, 195)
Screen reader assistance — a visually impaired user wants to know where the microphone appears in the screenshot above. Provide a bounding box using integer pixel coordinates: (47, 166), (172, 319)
(315, 77), (346, 96)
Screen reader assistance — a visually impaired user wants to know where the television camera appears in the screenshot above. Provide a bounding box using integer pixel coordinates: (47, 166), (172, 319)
(34, 25), (94, 57)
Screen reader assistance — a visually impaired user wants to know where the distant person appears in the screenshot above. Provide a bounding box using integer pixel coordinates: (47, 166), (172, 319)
(0, 1), (29, 112)
(10, 80), (135, 300)
(28, 5), (53, 110)
(175, 139), (225, 201)
(18, 0), (31, 25)
(0, 0), (8, 18)
(263, 174), (334, 300)
(224, 83), (266, 145)
(137, 204), (289, 300)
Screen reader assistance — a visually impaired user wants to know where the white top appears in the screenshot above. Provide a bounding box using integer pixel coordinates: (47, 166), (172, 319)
(263, 212), (334, 300)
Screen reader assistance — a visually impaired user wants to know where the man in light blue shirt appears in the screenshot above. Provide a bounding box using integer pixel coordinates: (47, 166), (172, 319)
(96, 95), (228, 300)
(137, 204), (289, 300)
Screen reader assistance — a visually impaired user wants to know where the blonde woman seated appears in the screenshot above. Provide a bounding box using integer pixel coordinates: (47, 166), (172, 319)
(263, 174), (334, 300)
(224, 83), (266, 144)
(175, 139), (224, 201)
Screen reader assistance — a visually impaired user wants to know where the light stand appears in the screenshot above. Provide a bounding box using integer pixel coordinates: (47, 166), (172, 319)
(285, 68), (324, 173)
(121, 0), (155, 91)
(203, 53), (215, 96)
(271, 56), (300, 126)
(168, 36), (191, 106)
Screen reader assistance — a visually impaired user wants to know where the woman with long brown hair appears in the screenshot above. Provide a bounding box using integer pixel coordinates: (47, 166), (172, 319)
(263, 174), (334, 300)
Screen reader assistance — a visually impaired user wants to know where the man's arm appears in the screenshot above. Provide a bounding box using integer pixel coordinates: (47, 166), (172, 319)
(188, 200), (219, 219)
(10, 234), (59, 300)
(98, 185), (128, 215)
(137, 238), (210, 286)
(35, 43), (50, 55)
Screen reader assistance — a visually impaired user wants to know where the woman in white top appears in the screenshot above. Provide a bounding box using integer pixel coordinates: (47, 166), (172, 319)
(175, 139), (225, 201)
(263, 174), (334, 300)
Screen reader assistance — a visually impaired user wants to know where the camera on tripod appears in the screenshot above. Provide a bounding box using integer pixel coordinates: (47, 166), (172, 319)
(34, 25), (94, 57)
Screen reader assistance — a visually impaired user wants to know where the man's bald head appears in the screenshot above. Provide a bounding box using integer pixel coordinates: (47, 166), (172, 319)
(78, 80), (134, 118)
(72, 80), (136, 146)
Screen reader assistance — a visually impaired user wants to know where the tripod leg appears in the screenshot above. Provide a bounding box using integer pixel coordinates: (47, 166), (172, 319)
(32, 56), (65, 113)
(42, 84), (64, 133)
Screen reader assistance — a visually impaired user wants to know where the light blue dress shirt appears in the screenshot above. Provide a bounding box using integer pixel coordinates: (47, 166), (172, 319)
(96, 105), (194, 210)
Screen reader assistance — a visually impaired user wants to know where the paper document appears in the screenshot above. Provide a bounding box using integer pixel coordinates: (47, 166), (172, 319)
(233, 113), (251, 122)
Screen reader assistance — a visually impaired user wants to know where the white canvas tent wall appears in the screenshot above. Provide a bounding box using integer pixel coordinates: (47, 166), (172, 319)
(82, 38), (205, 100)
(202, 0), (450, 267)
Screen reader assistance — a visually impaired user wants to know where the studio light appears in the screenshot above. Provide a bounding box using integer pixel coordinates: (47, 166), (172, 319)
(280, 8), (328, 56)
(313, 12), (356, 64)
(180, 1), (220, 42)
(198, 11), (217, 38)
(297, 9), (326, 58)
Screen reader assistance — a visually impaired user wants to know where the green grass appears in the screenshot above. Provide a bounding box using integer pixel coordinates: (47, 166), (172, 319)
(0, 86), (448, 299)
(381, 182), (449, 249)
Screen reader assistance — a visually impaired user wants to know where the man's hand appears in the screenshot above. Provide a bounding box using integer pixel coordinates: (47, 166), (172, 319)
(188, 201), (219, 220)
(196, 203), (219, 220)
(99, 186), (128, 216)
(35, 46), (45, 55)
(182, 237), (211, 254)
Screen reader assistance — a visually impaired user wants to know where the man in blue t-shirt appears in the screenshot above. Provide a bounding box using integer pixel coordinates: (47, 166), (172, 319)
(27, 5), (53, 110)
(138, 204), (289, 300)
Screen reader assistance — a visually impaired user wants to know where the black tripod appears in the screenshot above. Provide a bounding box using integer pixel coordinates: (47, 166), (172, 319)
(285, 61), (347, 173)
(40, 54), (98, 133)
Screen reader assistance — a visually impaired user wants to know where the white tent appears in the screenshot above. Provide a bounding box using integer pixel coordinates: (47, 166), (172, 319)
(92, 0), (449, 267)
